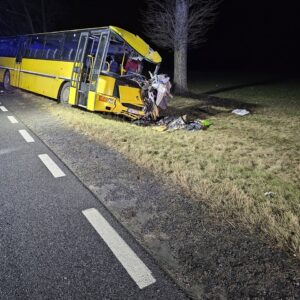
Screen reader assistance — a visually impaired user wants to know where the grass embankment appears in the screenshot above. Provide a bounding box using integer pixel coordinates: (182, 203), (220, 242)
(48, 74), (300, 256)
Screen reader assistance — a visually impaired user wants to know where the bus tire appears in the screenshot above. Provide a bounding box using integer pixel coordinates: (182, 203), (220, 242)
(3, 70), (11, 90)
(59, 81), (71, 104)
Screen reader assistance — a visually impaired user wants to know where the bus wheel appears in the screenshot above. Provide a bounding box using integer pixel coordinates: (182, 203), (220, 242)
(3, 71), (11, 90)
(59, 82), (71, 104)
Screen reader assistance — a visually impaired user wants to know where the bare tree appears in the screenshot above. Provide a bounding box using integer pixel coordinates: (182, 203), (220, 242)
(0, 0), (63, 36)
(143, 0), (222, 94)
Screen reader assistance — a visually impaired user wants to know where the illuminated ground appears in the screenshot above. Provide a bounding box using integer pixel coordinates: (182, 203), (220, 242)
(1, 73), (299, 298)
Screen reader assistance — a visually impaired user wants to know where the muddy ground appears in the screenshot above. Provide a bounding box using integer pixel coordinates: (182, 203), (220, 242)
(2, 90), (300, 299)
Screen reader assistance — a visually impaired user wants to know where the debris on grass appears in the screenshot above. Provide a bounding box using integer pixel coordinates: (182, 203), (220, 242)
(232, 108), (250, 116)
(264, 191), (276, 198)
(133, 115), (213, 132)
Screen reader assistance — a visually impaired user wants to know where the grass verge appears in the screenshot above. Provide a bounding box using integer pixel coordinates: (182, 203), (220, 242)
(44, 74), (300, 256)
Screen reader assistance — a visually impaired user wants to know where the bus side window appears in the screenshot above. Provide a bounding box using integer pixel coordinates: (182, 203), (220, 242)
(68, 49), (74, 61)
(26, 36), (44, 59)
(16, 37), (29, 62)
(62, 32), (79, 61)
(43, 33), (64, 61)
(0, 37), (18, 57)
(9, 38), (18, 57)
(53, 49), (58, 59)
(34, 36), (45, 59)
(0, 39), (4, 56)
(46, 49), (51, 59)
(24, 38), (31, 58)
(0, 38), (8, 57)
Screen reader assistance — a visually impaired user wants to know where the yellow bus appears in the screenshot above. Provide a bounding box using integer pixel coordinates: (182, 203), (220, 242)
(0, 26), (162, 119)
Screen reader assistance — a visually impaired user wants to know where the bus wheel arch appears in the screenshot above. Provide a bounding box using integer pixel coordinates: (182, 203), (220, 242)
(3, 70), (11, 90)
(58, 81), (71, 104)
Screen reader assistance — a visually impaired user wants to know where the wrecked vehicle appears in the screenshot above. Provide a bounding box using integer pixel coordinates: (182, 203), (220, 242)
(0, 26), (171, 119)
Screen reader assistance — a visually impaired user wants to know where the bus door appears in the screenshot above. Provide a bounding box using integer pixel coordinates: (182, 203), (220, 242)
(70, 31), (109, 108)
(13, 37), (28, 87)
(77, 33), (102, 107)
(87, 31), (109, 109)
(70, 32), (89, 106)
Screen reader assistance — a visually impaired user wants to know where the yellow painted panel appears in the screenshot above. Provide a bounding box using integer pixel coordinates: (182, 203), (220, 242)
(0, 57), (16, 84)
(17, 59), (73, 99)
(94, 97), (114, 112)
(96, 75), (116, 96)
(19, 72), (63, 99)
(0, 57), (73, 99)
(21, 59), (73, 80)
(87, 91), (96, 111)
(119, 86), (143, 105)
(0, 69), (4, 82)
(10, 68), (19, 87)
(69, 87), (77, 105)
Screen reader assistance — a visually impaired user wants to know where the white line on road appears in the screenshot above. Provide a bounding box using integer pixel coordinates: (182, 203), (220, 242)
(0, 106), (8, 112)
(7, 116), (18, 123)
(19, 129), (34, 143)
(82, 208), (156, 289)
(38, 154), (66, 178)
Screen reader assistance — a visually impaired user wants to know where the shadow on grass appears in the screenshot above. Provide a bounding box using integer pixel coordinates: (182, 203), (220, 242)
(167, 74), (300, 118)
(201, 77), (286, 95)
(167, 92), (261, 118)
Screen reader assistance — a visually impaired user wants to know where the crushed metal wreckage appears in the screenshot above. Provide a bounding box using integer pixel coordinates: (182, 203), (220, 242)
(133, 114), (212, 132)
(131, 73), (173, 120)
(120, 72), (213, 131)
(131, 73), (212, 131)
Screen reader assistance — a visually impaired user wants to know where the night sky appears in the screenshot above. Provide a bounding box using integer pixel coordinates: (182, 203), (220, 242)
(31, 0), (300, 73)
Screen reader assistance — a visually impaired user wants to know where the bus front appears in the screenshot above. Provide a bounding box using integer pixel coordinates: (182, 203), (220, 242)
(92, 26), (164, 119)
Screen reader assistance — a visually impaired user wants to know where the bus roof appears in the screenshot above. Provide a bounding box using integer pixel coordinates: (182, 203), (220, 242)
(0, 25), (162, 64)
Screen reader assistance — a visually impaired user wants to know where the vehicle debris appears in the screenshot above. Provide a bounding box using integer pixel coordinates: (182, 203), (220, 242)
(133, 73), (173, 120)
(232, 109), (250, 116)
(133, 114), (212, 132)
(264, 191), (276, 198)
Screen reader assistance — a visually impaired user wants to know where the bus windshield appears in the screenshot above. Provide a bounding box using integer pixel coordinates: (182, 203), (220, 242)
(102, 31), (160, 79)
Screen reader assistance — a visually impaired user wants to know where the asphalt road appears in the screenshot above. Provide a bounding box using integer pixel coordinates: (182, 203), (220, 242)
(0, 96), (187, 299)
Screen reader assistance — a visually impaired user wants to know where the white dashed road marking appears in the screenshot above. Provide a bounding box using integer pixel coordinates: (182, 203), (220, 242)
(7, 116), (18, 123)
(38, 154), (66, 178)
(0, 106), (8, 112)
(82, 208), (156, 289)
(19, 129), (34, 143)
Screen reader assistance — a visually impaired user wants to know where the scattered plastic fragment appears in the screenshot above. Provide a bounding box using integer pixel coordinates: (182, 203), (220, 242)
(264, 191), (276, 198)
(232, 109), (250, 116)
(199, 119), (213, 127)
(165, 116), (186, 131)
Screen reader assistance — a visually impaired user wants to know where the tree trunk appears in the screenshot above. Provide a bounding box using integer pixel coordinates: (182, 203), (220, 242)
(174, 40), (188, 94)
(174, 0), (188, 94)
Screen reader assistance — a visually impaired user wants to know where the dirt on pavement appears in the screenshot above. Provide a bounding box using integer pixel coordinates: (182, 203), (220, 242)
(2, 90), (299, 299)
